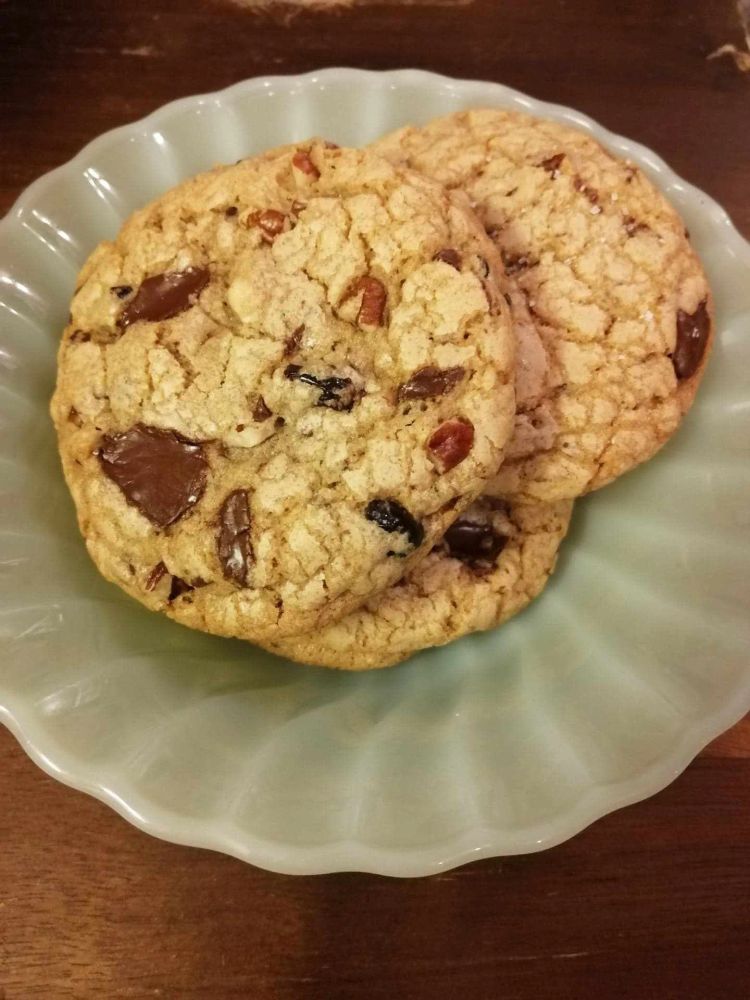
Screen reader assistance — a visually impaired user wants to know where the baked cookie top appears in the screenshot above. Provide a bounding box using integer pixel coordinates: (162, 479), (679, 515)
(374, 110), (713, 502)
(51, 141), (516, 640)
(266, 497), (573, 670)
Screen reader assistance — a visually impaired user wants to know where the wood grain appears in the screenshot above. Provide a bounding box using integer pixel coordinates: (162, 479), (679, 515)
(1, 0), (749, 997)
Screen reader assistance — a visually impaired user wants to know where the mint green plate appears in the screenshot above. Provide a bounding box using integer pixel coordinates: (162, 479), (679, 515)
(1, 70), (749, 876)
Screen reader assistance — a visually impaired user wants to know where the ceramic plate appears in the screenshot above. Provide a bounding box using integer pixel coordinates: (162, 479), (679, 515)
(1, 69), (749, 876)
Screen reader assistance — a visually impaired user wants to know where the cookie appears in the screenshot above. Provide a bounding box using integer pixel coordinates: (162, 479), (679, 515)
(265, 497), (573, 670)
(51, 141), (516, 641)
(374, 110), (713, 502)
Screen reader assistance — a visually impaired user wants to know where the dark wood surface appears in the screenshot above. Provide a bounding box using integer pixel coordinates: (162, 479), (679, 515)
(1, 1), (749, 997)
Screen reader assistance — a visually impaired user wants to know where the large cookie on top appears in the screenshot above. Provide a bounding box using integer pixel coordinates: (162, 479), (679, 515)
(265, 496), (573, 670)
(374, 110), (713, 502)
(51, 141), (515, 641)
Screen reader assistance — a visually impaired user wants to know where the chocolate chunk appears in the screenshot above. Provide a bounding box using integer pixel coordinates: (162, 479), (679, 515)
(398, 366), (465, 401)
(250, 209), (286, 242)
(444, 519), (507, 569)
(168, 576), (194, 602)
(427, 419), (475, 473)
(539, 153), (565, 176)
(433, 248), (461, 269)
(145, 561), (168, 591)
(252, 396), (272, 422)
(98, 423), (208, 528)
(111, 285), (133, 299)
(118, 267), (210, 329)
(292, 150), (320, 179)
(284, 365), (362, 411)
(284, 324), (304, 356)
(348, 276), (387, 327)
(364, 499), (424, 550)
(217, 490), (252, 586)
(167, 575), (207, 602)
(673, 300), (710, 380)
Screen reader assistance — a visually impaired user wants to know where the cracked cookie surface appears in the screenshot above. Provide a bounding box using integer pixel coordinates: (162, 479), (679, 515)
(51, 141), (516, 641)
(374, 110), (713, 502)
(265, 496), (573, 669)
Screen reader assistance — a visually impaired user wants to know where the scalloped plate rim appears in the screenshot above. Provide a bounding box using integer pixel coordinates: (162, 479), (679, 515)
(1, 68), (749, 877)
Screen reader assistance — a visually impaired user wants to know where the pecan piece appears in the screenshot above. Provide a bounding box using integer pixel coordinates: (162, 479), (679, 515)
(292, 150), (320, 179)
(348, 276), (387, 327)
(249, 209), (286, 242)
(398, 366), (465, 401)
(427, 419), (475, 473)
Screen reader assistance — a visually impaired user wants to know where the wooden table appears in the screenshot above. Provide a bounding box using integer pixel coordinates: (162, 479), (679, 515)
(1, 1), (749, 997)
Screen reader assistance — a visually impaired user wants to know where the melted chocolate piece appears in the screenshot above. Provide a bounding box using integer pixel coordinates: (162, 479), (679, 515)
(217, 490), (252, 586)
(284, 365), (361, 412)
(398, 366), (465, 401)
(673, 300), (710, 380)
(539, 153), (565, 176)
(364, 499), (424, 551)
(433, 248), (462, 269)
(427, 419), (475, 473)
(98, 424), (208, 528)
(168, 576), (194, 602)
(118, 267), (210, 328)
(444, 519), (507, 569)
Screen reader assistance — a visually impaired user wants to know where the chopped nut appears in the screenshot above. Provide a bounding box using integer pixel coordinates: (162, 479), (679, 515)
(427, 419), (475, 473)
(347, 276), (387, 327)
(292, 150), (320, 179)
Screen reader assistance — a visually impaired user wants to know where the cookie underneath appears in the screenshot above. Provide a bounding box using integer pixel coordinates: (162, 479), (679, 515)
(264, 497), (574, 670)
(374, 109), (714, 502)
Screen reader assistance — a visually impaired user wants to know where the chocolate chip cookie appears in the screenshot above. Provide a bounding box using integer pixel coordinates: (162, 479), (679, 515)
(51, 141), (516, 641)
(374, 110), (713, 502)
(265, 497), (573, 669)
